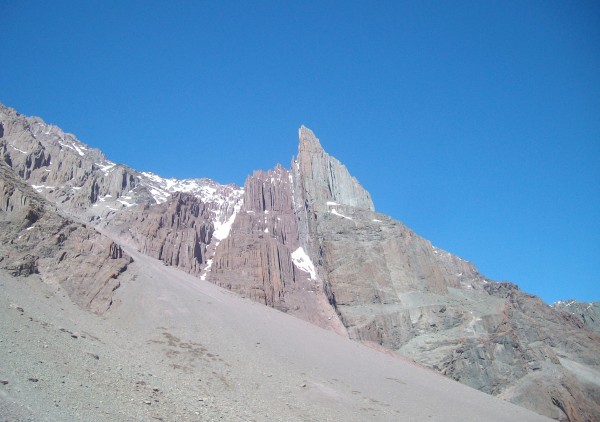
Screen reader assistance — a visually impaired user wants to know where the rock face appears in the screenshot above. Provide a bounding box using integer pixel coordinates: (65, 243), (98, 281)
(208, 164), (345, 332)
(0, 160), (132, 313)
(2, 102), (599, 421)
(294, 126), (374, 212)
(287, 129), (600, 422)
(553, 300), (600, 335)
(0, 103), (242, 225)
(104, 186), (241, 278)
(0, 102), (244, 283)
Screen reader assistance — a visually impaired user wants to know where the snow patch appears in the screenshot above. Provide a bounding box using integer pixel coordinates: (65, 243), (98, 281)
(58, 139), (85, 156)
(291, 247), (316, 280)
(71, 143), (86, 156)
(330, 208), (352, 220)
(9, 144), (27, 154)
(118, 199), (135, 207)
(31, 185), (54, 192)
(200, 258), (214, 281)
(96, 162), (116, 175)
(213, 211), (237, 241)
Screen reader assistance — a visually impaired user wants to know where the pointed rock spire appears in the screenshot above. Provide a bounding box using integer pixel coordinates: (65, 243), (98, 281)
(295, 126), (374, 211)
(298, 125), (323, 154)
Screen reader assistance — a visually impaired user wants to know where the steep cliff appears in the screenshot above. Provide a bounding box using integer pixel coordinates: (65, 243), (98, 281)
(208, 164), (345, 332)
(289, 128), (600, 422)
(0, 160), (132, 313)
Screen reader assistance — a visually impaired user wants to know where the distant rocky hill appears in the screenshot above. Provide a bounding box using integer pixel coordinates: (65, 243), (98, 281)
(1, 103), (599, 421)
(553, 300), (600, 335)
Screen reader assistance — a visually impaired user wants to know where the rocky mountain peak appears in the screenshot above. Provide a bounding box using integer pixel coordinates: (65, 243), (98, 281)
(298, 125), (322, 153)
(2, 104), (600, 421)
(294, 126), (374, 212)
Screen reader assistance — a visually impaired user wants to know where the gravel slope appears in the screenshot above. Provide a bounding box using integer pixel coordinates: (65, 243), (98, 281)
(0, 247), (552, 422)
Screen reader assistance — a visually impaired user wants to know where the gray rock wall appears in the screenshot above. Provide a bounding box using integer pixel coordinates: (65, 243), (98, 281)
(553, 300), (600, 335)
(290, 127), (600, 422)
(0, 161), (132, 314)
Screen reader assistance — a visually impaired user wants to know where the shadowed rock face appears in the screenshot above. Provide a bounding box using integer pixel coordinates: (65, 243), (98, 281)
(1, 103), (599, 421)
(0, 104), (138, 212)
(0, 161), (132, 314)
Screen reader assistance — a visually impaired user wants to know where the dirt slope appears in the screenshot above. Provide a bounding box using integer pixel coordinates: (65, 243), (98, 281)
(1, 245), (551, 421)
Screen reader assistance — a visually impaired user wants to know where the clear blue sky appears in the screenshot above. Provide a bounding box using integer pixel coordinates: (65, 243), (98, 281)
(1, 1), (598, 303)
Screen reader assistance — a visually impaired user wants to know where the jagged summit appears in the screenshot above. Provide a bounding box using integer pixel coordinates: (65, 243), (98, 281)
(294, 125), (374, 211)
(298, 125), (323, 152)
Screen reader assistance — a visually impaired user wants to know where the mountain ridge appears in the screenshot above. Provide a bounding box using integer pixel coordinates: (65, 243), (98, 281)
(1, 102), (599, 421)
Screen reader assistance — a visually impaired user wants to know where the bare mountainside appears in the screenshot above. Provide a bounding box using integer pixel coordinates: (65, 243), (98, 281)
(1, 103), (599, 421)
(1, 247), (552, 421)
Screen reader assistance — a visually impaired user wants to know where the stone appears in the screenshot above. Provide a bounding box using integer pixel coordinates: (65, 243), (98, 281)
(0, 160), (132, 314)
(552, 300), (600, 335)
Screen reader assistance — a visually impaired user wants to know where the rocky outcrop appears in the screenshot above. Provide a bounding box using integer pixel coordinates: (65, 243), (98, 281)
(0, 160), (132, 313)
(294, 126), (374, 212)
(209, 165), (345, 332)
(287, 128), (600, 422)
(553, 300), (600, 335)
(210, 165), (298, 308)
(0, 103), (129, 211)
(0, 103), (239, 226)
(108, 192), (215, 275)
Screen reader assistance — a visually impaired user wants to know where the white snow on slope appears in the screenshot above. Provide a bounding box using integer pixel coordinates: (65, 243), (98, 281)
(9, 144), (27, 154)
(118, 199), (135, 207)
(330, 208), (352, 220)
(140, 171), (243, 207)
(200, 258), (214, 281)
(96, 162), (116, 175)
(291, 247), (316, 280)
(58, 139), (86, 156)
(31, 184), (55, 192)
(213, 208), (239, 241)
